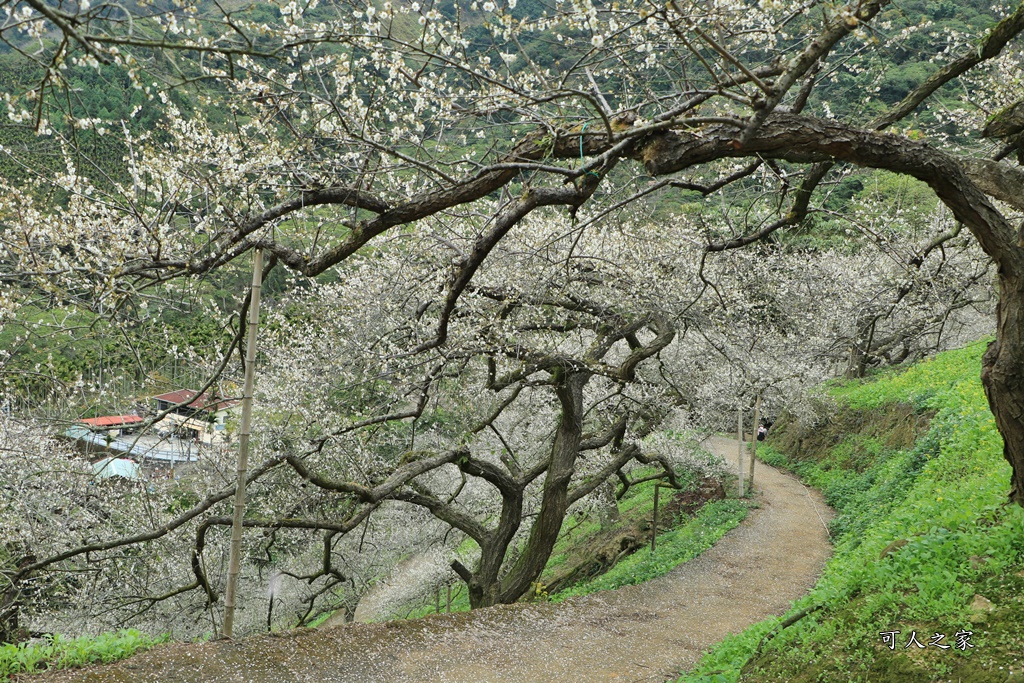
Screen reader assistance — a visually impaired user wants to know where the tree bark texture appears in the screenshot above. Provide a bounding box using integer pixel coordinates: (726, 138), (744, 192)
(983, 274), (1024, 505)
(466, 372), (588, 608)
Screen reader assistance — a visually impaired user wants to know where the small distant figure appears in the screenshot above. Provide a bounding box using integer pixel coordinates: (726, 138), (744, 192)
(756, 424), (768, 441)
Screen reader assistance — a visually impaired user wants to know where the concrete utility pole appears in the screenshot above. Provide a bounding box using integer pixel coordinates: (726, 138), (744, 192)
(737, 407), (745, 497)
(223, 248), (263, 638)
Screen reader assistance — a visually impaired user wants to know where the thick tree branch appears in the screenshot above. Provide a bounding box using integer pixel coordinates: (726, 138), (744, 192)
(961, 159), (1024, 213)
(410, 178), (607, 354)
(634, 114), (1021, 275)
(706, 162), (831, 252)
(393, 488), (490, 542)
(283, 448), (465, 503)
(737, 0), (889, 145)
(568, 444), (640, 506)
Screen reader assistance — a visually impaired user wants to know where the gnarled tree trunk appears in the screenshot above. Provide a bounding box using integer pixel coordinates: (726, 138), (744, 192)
(493, 372), (588, 604)
(982, 274), (1024, 505)
(453, 371), (590, 609)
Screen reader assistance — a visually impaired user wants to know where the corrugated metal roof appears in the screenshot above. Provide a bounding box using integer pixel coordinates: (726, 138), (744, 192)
(64, 425), (93, 440)
(80, 415), (144, 428)
(64, 428), (201, 463)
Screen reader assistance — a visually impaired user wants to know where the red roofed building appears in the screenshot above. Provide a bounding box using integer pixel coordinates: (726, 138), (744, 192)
(79, 414), (144, 437)
(153, 389), (239, 445)
(80, 415), (145, 429)
(152, 389), (239, 414)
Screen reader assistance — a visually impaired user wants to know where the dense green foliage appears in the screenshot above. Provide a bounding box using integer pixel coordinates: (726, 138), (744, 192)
(680, 341), (1024, 683)
(0, 50), (178, 190)
(0, 303), (233, 404)
(815, 0), (999, 118)
(0, 629), (166, 681)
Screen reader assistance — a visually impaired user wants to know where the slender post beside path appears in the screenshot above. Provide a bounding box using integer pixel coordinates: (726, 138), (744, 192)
(737, 408), (745, 497)
(223, 248), (264, 638)
(651, 483), (661, 553)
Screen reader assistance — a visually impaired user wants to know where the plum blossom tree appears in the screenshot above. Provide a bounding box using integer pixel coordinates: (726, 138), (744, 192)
(0, 0), (1020, 638)
(248, 214), (700, 609)
(0, 200), (991, 637)
(657, 212), (992, 431)
(3, 0), (1021, 492)
(0, 211), (697, 632)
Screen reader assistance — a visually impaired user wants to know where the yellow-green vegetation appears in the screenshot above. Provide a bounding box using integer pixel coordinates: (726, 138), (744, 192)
(0, 630), (167, 681)
(543, 462), (743, 599)
(551, 498), (748, 600)
(680, 340), (1024, 683)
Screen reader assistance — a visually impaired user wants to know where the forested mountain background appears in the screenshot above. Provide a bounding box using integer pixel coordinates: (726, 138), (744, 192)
(0, 0), (1004, 393)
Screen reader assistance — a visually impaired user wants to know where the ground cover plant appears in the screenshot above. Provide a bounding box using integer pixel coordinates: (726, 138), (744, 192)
(0, 630), (166, 682)
(551, 498), (748, 601)
(680, 340), (1024, 683)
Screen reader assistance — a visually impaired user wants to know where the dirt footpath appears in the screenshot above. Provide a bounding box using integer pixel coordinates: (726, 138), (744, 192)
(31, 437), (833, 683)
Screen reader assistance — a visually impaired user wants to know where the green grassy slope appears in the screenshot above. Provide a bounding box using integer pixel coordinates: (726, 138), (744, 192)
(681, 340), (1024, 683)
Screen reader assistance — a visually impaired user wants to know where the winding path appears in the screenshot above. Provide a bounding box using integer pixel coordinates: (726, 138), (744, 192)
(36, 438), (833, 683)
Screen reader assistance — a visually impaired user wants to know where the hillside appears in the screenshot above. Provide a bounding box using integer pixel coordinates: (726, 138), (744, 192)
(0, 0), (1004, 396)
(13, 438), (831, 682)
(682, 340), (1024, 683)
(2, 0), (1021, 677)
